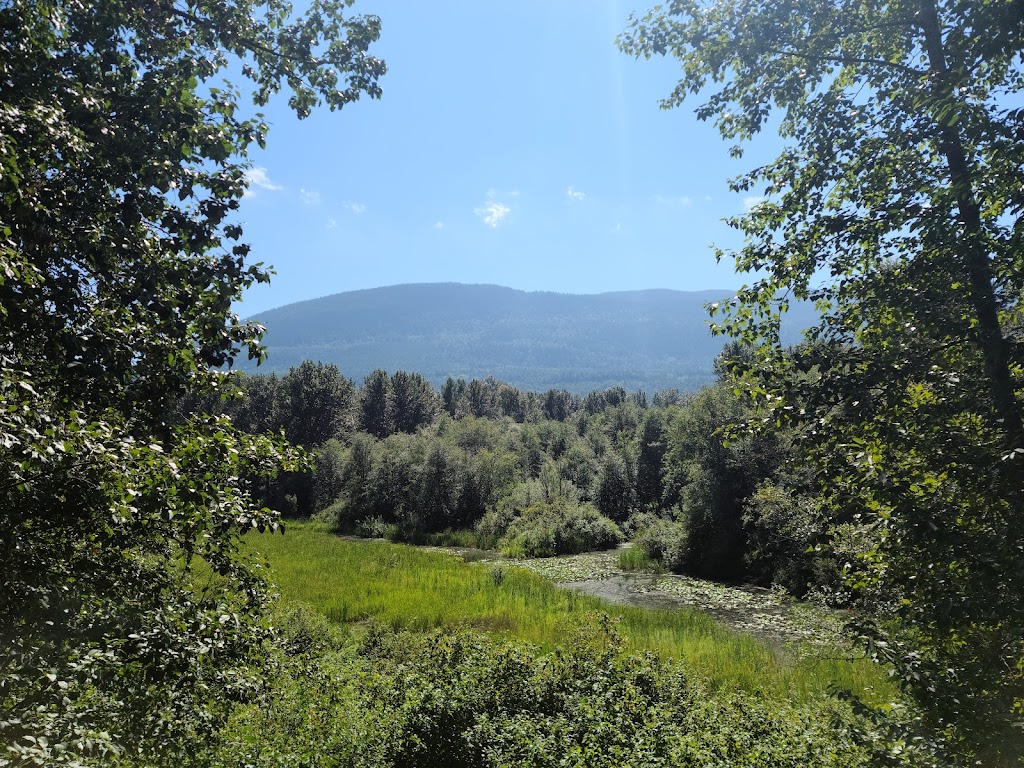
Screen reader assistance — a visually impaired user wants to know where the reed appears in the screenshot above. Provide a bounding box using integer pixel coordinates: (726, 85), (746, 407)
(248, 523), (893, 705)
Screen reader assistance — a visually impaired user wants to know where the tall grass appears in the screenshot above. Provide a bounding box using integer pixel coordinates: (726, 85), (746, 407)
(248, 523), (894, 705)
(617, 545), (666, 572)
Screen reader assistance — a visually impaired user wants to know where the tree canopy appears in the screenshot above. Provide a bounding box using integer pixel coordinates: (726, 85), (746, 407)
(621, 0), (1024, 757)
(0, 0), (383, 763)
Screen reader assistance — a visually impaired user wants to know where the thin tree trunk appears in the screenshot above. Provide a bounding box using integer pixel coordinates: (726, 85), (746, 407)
(918, 0), (1024, 444)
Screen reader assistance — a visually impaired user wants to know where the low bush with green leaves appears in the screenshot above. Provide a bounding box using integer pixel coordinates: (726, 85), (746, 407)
(633, 515), (687, 571)
(498, 500), (623, 558)
(743, 483), (839, 597)
(205, 607), (935, 767)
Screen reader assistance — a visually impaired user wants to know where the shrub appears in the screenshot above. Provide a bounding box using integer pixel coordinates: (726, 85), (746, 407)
(499, 501), (623, 558)
(321, 498), (350, 529)
(621, 510), (662, 539)
(474, 478), (550, 548)
(207, 620), (932, 767)
(358, 515), (397, 540)
(743, 483), (836, 596)
(633, 517), (687, 572)
(474, 502), (519, 549)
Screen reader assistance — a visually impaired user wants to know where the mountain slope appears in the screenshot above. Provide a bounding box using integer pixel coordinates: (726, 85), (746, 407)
(245, 283), (812, 393)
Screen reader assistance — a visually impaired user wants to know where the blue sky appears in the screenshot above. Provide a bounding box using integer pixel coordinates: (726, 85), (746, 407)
(236, 0), (782, 316)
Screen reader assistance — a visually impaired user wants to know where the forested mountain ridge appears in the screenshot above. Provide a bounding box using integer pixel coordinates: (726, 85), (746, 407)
(245, 283), (814, 393)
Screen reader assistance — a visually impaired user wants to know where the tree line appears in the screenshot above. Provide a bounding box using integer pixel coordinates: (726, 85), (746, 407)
(180, 355), (829, 593)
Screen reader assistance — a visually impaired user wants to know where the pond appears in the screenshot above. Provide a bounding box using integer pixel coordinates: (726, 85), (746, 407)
(496, 547), (848, 649)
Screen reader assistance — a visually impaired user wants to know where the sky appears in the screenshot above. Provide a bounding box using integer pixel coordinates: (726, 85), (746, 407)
(235, 0), (783, 316)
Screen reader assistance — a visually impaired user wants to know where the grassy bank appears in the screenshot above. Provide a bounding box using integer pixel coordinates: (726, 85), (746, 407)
(247, 523), (894, 705)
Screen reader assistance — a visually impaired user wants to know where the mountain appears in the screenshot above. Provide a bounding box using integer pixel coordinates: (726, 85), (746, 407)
(244, 283), (814, 394)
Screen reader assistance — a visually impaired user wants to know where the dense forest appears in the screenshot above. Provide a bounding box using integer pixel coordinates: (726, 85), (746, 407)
(5, 0), (1024, 765)
(182, 355), (828, 595)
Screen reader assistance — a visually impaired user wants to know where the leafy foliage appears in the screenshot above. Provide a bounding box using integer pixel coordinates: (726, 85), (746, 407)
(205, 608), (926, 767)
(227, 361), (822, 585)
(742, 483), (837, 598)
(660, 383), (788, 580)
(632, 516), (688, 573)
(391, 370), (441, 434)
(359, 368), (395, 439)
(622, 0), (1024, 756)
(498, 501), (623, 558)
(0, 0), (383, 762)
(282, 361), (357, 447)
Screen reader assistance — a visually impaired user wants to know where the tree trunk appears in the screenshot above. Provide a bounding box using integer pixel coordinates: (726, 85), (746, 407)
(918, 0), (1024, 445)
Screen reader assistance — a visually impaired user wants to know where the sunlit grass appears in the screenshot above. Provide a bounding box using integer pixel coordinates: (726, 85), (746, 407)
(248, 522), (894, 706)
(617, 545), (667, 572)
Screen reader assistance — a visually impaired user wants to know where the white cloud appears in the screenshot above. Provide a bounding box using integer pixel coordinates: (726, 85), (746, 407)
(743, 195), (766, 211)
(566, 186), (586, 201)
(345, 202), (367, 215)
(299, 188), (320, 205)
(474, 200), (510, 228)
(244, 166), (283, 194)
(433, 221), (445, 230)
(326, 218), (337, 229)
(611, 222), (623, 234)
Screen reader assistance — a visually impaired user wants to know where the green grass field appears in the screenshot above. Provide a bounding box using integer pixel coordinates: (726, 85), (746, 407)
(247, 523), (895, 706)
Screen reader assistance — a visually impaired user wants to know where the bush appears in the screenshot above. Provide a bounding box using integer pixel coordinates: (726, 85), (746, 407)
(499, 501), (623, 558)
(358, 515), (397, 540)
(474, 479), (549, 548)
(321, 497), (350, 529)
(474, 502), (519, 549)
(207, 621), (931, 767)
(621, 510), (662, 539)
(633, 517), (687, 572)
(743, 484), (838, 596)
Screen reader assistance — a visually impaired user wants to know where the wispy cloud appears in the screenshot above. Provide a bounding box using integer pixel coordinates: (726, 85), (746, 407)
(299, 188), (320, 205)
(433, 221), (445, 230)
(566, 186), (586, 201)
(345, 202), (367, 215)
(326, 218), (337, 229)
(743, 195), (766, 211)
(474, 200), (510, 227)
(244, 166), (283, 195)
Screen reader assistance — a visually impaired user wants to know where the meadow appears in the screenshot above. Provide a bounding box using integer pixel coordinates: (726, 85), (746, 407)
(247, 523), (894, 706)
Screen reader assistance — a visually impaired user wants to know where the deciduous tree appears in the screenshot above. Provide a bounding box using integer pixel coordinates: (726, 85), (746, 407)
(622, 0), (1024, 756)
(0, 0), (383, 762)
(390, 369), (440, 434)
(360, 368), (394, 438)
(283, 361), (356, 447)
